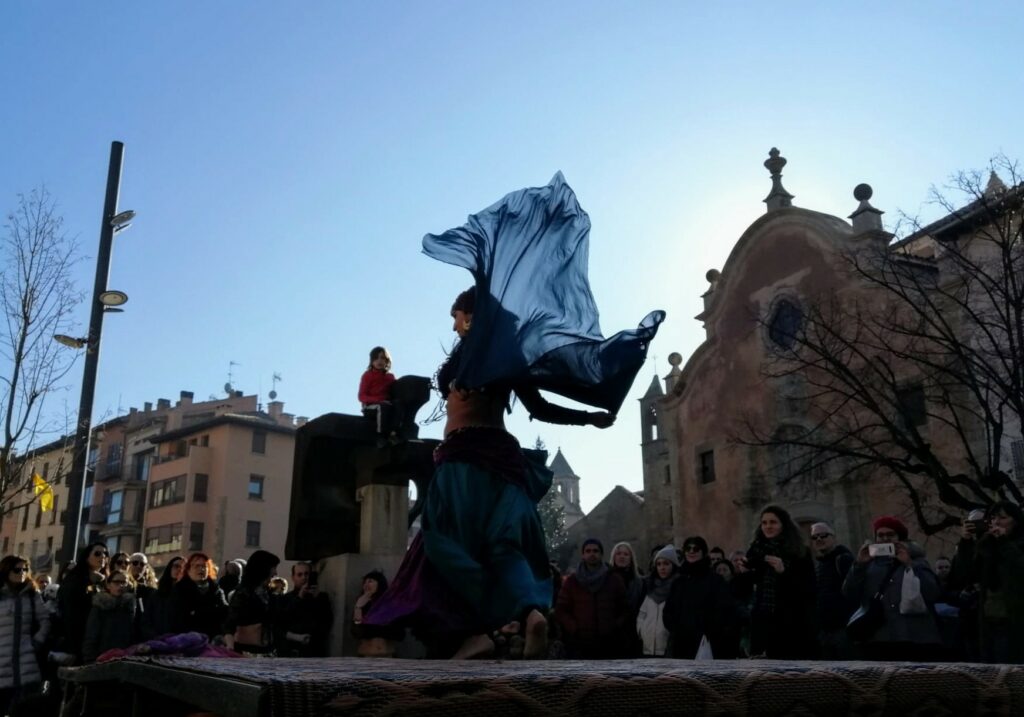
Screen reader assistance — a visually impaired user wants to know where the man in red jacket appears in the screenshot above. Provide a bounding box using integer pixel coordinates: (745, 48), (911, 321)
(554, 538), (630, 658)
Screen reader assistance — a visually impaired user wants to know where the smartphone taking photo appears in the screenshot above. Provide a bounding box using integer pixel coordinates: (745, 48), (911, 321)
(868, 543), (896, 558)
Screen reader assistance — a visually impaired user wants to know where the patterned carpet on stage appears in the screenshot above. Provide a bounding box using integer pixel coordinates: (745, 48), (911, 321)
(64, 656), (1024, 716)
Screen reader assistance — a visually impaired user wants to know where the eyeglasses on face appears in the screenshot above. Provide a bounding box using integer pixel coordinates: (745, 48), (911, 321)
(811, 534), (833, 541)
(11, 567), (28, 574)
(131, 560), (144, 566)
(683, 546), (702, 553)
(93, 550), (109, 558)
(114, 559), (129, 566)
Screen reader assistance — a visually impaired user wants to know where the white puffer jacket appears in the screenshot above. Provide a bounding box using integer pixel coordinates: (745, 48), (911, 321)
(0, 584), (49, 689)
(636, 595), (671, 656)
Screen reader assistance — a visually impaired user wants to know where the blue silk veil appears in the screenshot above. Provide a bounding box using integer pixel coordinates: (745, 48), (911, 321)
(422, 172), (665, 414)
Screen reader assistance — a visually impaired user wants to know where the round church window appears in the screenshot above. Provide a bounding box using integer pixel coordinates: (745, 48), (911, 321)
(768, 299), (803, 350)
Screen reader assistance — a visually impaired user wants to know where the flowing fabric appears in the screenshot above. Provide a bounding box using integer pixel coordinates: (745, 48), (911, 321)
(422, 172), (665, 414)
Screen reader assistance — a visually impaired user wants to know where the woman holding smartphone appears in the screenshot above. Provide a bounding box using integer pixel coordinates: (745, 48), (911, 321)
(950, 501), (1024, 663)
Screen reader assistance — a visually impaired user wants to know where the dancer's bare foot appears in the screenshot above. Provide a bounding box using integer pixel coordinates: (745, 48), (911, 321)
(523, 609), (548, 660)
(452, 633), (495, 660)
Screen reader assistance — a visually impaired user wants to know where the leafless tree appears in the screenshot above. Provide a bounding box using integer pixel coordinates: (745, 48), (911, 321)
(742, 156), (1024, 535)
(0, 187), (83, 514)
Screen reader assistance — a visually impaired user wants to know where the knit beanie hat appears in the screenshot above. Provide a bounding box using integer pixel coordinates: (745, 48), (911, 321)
(872, 516), (908, 541)
(654, 544), (681, 567)
(581, 538), (604, 554)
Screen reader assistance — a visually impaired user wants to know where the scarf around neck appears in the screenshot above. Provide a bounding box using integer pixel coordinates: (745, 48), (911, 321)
(576, 561), (609, 594)
(646, 573), (677, 604)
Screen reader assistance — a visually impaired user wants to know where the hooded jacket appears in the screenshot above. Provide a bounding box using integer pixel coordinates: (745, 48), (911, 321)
(82, 591), (138, 663)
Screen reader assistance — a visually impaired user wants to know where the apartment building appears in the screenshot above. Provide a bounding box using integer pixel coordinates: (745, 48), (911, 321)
(5, 390), (301, 574)
(142, 401), (297, 569)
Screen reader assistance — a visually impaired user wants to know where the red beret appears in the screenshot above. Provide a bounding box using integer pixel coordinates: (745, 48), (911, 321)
(872, 516), (908, 541)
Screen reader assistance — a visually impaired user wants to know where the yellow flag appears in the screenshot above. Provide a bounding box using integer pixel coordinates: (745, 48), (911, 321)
(32, 473), (54, 512)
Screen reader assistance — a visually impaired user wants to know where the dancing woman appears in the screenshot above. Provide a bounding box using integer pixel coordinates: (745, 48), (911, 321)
(363, 173), (663, 659)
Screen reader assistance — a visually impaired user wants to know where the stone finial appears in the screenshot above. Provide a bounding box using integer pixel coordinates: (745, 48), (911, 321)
(763, 147), (795, 211)
(664, 352), (683, 393)
(848, 183), (884, 233)
(985, 171), (1008, 197)
(705, 268), (721, 291)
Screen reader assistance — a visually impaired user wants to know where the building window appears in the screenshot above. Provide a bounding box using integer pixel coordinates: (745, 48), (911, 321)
(245, 521), (261, 547)
(133, 450), (153, 482)
(107, 490), (123, 524)
(87, 446), (98, 470)
(35, 505), (42, 528)
(46, 536), (53, 556)
(663, 465), (671, 486)
(767, 298), (803, 350)
(1013, 440), (1024, 482)
(83, 485), (94, 508)
(897, 384), (927, 427)
(193, 474), (208, 502)
(30, 539), (38, 559)
(16, 543), (24, 557)
(248, 475), (264, 500)
(105, 443), (123, 476)
(252, 430), (267, 455)
(50, 494), (59, 525)
(150, 475), (186, 509)
(189, 522), (205, 551)
(21, 505), (28, 531)
(1, 538), (7, 554)
(200, 435), (209, 447)
(144, 523), (183, 554)
(42, 462), (49, 478)
(668, 504), (674, 526)
(698, 450), (716, 484)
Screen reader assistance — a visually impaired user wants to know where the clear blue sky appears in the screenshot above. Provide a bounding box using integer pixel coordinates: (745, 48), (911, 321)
(3, 2), (1023, 510)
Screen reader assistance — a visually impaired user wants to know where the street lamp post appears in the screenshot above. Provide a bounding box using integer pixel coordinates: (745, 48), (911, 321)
(58, 141), (131, 564)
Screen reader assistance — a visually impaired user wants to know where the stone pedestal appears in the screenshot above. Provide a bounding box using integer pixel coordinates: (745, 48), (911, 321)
(357, 484), (409, 554)
(317, 481), (418, 656)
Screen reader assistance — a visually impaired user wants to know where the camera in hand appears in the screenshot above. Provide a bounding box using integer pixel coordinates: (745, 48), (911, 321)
(868, 543), (896, 558)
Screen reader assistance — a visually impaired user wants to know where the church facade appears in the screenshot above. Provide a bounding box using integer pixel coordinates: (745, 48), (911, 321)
(640, 149), (1023, 557)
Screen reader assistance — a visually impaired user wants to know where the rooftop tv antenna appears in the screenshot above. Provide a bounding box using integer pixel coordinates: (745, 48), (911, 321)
(224, 360), (240, 395)
(268, 372), (282, 400)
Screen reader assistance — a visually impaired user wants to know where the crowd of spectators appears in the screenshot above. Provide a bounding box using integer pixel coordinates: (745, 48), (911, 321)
(395, 500), (1018, 664)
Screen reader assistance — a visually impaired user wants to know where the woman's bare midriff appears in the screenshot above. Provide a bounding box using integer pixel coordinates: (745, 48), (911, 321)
(444, 390), (508, 436)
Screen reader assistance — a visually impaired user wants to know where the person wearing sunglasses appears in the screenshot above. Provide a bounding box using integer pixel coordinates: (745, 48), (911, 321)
(128, 553), (158, 603)
(808, 523), (856, 659)
(82, 571), (138, 663)
(0, 554), (50, 711)
(663, 537), (739, 659)
(55, 542), (109, 662)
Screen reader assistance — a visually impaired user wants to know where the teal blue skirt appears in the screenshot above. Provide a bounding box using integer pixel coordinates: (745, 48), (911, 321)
(421, 456), (553, 630)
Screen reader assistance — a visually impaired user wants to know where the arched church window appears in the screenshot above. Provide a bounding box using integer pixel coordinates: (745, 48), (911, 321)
(648, 404), (659, 441)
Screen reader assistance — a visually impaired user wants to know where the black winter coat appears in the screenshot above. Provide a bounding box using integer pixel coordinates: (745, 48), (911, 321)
(747, 542), (817, 659)
(663, 563), (739, 658)
(815, 545), (856, 630)
(171, 577), (228, 639)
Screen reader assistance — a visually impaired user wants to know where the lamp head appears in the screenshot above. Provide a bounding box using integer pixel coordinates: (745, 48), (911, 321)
(98, 291), (128, 307)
